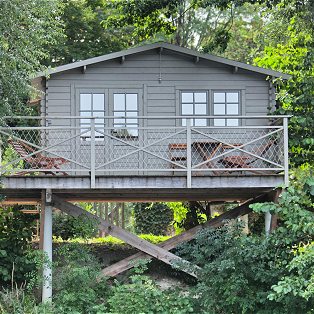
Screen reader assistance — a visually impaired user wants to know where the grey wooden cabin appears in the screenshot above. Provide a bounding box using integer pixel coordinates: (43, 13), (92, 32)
(0, 42), (290, 202)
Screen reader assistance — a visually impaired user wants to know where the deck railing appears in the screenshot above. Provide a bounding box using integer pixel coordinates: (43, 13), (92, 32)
(0, 116), (289, 187)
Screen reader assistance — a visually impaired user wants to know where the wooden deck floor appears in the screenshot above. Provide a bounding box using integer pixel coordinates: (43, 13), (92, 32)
(0, 175), (283, 204)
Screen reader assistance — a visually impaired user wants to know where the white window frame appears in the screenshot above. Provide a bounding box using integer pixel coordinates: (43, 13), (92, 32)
(180, 91), (208, 126)
(79, 91), (106, 141)
(212, 90), (241, 127)
(112, 91), (139, 138)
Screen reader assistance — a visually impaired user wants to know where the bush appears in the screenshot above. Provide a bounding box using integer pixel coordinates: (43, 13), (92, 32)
(52, 212), (98, 240)
(0, 288), (52, 314)
(108, 274), (193, 314)
(133, 203), (174, 235)
(0, 206), (38, 286)
(53, 243), (110, 313)
(177, 167), (314, 313)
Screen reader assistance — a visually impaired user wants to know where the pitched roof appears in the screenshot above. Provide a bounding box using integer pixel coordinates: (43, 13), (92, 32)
(37, 42), (291, 79)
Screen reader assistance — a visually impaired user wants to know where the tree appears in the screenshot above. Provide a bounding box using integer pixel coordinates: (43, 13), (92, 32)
(254, 0), (314, 166)
(0, 0), (63, 116)
(45, 0), (130, 67)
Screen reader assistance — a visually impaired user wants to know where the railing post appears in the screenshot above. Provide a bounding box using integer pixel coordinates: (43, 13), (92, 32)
(283, 117), (289, 186)
(90, 118), (96, 188)
(186, 119), (192, 188)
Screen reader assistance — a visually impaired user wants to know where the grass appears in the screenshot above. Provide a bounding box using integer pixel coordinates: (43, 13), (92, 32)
(53, 234), (171, 246)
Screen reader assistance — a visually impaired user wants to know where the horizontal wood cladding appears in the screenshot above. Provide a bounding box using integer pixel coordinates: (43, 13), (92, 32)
(45, 49), (270, 129)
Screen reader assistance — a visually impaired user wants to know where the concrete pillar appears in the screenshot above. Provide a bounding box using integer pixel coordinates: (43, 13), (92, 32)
(265, 212), (272, 236)
(42, 189), (52, 302)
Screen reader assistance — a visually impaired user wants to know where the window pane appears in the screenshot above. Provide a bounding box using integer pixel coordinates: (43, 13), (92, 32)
(114, 94), (125, 110)
(80, 111), (92, 117)
(227, 119), (239, 126)
(182, 103), (193, 115)
(114, 111), (125, 117)
(227, 103), (239, 115)
(214, 103), (225, 115)
(214, 119), (225, 126)
(126, 94), (138, 110)
(80, 94), (92, 111)
(214, 92), (225, 103)
(126, 118), (137, 124)
(127, 111), (138, 117)
(95, 118), (104, 125)
(195, 103), (206, 115)
(128, 129), (138, 137)
(194, 92), (206, 102)
(182, 92), (193, 102)
(195, 119), (207, 126)
(226, 92), (239, 103)
(80, 118), (90, 124)
(182, 118), (187, 126)
(93, 94), (104, 111)
(114, 118), (125, 125)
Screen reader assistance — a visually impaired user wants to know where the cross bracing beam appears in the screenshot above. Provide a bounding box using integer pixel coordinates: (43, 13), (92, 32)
(51, 195), (199, 277)
(100, 192), (270, 277)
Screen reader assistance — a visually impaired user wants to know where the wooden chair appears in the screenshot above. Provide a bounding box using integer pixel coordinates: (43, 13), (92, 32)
(218, 140), (277, 174)
(168, 143), (187, 169)
(8, 139), (69, 175)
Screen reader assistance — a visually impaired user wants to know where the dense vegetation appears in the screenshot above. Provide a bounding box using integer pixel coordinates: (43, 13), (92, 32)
(0, 0), (313, 313)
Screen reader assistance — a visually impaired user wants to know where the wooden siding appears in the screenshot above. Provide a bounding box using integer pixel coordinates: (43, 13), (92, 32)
(44, 50), (272, 174)
(46, 50), (270, 118)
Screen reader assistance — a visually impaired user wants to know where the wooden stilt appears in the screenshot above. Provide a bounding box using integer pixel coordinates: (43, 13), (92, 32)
(101, 193), (269, 277)
(52, 195), (199, 278)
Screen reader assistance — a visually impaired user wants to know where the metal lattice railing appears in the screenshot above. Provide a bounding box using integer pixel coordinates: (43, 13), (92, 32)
(0, 116), (289, 187)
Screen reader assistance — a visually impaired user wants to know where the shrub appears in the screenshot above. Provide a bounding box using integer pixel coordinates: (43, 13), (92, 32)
(177, 167), (314, 313)
(52, 212), (98, 240)
(0, 288), (52, 314)
(53, 243), (110, 313)
(133, 202), (174, 235)
(108, 274), (193, 314)
(0, 206), (38, 286)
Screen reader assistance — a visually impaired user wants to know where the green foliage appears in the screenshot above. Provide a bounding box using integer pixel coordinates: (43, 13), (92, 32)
(133, 202), (174, 235)
(168, 202), (188, 234)
(254, 1), (314, 166)
(52, 212), (98, 241)
(0, 0), (63, 116)
(46, 0), (128, 66)
(0, 288), (53, 314)
(177, 167), (314, 313)
(53, 243), (110, 313)
(107, 273), (193, 314)
(0, 206), (38, 285)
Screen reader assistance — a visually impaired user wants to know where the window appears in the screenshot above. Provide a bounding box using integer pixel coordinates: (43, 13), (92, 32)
(80, 93), (105, 140)
(181, 92), (207, 126)
(213, 91), (240, 126)
(113, 93), (138, 137)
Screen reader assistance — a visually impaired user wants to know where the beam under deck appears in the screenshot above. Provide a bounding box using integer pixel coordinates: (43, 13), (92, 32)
(0, 175), (283, 204)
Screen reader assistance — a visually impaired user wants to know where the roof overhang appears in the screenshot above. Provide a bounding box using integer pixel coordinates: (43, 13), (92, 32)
(35, 42), (291, 80)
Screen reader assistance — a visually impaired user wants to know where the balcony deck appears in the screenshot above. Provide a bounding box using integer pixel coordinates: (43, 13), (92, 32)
(0, 116), (288, 203)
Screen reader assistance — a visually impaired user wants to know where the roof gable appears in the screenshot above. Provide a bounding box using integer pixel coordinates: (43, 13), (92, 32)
(37, 42), (291, 79)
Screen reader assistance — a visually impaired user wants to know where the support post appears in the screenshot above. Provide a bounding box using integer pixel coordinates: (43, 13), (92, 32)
(90, 117), (96, 188)
(186, 119), (192, 188)
(265, 211), (272, 236)
(283, 117), (289, 186)
(42, 189), (52, 302)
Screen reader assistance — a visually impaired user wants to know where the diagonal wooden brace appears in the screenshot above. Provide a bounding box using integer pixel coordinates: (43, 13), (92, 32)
(101, 192), (270, 277)
(52, 195), (199, 277)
